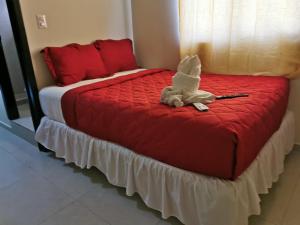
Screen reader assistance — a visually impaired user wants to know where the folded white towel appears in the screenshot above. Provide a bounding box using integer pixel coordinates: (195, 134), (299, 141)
(161, 55), (215, 107)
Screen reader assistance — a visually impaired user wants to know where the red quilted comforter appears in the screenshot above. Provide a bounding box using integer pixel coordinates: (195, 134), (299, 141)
(62, 69), (289, 180)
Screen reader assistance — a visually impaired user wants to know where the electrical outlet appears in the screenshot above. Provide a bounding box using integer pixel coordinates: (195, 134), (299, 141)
(36, 14), (47, 29)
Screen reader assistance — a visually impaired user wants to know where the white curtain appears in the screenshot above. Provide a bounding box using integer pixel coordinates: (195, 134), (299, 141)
(179, 0), (300, 77)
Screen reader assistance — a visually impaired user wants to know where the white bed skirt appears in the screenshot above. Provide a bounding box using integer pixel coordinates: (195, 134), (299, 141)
(35, 111), (295, 225)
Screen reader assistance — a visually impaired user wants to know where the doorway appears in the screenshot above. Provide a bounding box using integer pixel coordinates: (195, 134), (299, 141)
(0, 0), (34, 132)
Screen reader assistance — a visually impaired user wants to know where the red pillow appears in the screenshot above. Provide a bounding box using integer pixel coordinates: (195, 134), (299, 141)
(42, 44), (109, 86)
(42, 44), (84, 86)
(94, 39), (138, 74)
(75, 44), (109, 79)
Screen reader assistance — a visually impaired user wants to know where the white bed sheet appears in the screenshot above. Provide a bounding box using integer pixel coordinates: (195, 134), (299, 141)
(39, 69), (146, 123)
(35, 111), (295, 225)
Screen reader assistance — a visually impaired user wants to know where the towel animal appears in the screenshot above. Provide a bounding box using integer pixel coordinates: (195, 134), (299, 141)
(161, 55), (215, 107)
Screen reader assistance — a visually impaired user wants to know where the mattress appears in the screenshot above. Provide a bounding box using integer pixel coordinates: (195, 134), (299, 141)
(39, 68), (146, 123)
(60, 69), (290, 179)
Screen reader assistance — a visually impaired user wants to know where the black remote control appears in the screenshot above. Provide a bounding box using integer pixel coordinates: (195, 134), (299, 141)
(216, 93), (249, 100)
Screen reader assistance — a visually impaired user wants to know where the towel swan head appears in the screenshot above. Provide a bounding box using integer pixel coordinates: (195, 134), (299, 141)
(177, 55), (201, 78)
(173, 55), (202, 93)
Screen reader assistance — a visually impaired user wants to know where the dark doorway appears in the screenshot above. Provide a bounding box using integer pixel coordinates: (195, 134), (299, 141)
(0, 0), (34, 131)
(0, 35), (19, 120)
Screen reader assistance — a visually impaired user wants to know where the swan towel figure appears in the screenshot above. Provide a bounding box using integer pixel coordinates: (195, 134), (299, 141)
(160, 55), (215, 107)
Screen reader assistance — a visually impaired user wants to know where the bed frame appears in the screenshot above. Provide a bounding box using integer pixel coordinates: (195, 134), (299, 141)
(6, 0), (44, 132)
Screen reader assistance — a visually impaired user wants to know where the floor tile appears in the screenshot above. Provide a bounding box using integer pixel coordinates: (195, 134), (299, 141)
(282, 149), (300, 175)
(40, 202), (109, 225)
(249, 216), (277, 225)
(36, 158), (108, 199)
(255, 150), (300, 225)
(156, 217), (183, 225)
(0, 147), (34, 189)
(78, 186), (161, 225)
(0, 174), (73, 225)
(1, 139), (47, 167)
(281, 177), (300, 225)
(0, 123), (300, 225)
(0, 126), (38, 155)
(0, 125), (107, 199)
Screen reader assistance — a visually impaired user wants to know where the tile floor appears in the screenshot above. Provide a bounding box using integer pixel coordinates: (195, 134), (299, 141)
(0, 126), (299, 225)
(14, 102), (34, 131)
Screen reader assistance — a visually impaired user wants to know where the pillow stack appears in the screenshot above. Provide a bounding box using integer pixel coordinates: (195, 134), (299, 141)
(42, 39), (138, 86)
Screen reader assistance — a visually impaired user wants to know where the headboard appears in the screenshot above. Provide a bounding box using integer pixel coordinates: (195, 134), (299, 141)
(19, 0), (133, 90)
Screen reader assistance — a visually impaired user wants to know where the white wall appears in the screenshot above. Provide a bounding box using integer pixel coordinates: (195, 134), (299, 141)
(131, 0), (180, 70)
(20, 0), (133, 89)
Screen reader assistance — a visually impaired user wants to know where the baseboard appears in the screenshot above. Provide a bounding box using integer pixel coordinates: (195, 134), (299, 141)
(0, 120), (11, 128)
(0, 120), (36, 146)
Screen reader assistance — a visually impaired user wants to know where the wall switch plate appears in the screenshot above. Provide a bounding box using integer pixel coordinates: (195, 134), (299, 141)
(36, 14), (47, 29)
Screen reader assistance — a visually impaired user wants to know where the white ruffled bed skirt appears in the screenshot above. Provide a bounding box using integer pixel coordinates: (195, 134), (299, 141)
(35, 111), (295, 225)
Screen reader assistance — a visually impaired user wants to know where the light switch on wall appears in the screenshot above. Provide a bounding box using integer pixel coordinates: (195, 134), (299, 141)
(36, 14), (47, 29)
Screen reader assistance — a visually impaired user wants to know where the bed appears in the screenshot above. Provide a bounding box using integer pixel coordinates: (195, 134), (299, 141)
(36, 68), (295, 225)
